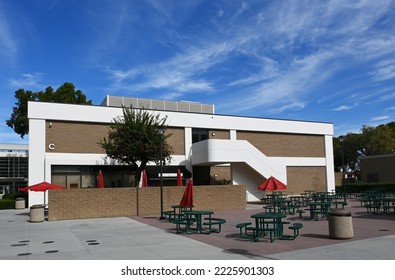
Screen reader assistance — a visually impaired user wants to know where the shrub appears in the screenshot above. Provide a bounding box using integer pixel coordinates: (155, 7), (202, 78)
(335, 182), (395, 193)
(0, 199), (15, 210)
(2, 194), (17, 200)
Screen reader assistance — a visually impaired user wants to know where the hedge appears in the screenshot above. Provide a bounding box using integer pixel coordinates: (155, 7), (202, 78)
(0, 199), (15, 210)
(335, 182), (395, 193)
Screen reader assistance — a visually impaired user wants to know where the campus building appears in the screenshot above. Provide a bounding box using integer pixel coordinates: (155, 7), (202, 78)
(27, 96), (335, 207)
(360, 153), (395, 183)
(0, 143), (28, 198)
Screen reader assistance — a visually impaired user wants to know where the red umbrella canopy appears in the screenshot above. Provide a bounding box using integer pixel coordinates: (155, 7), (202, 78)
(258, 176), (286, 191)
(180, 178), (193, 207)
(20, 181), (65, 192)
(97, 170), (104, 189)
(141, 170), (148, 188)
(177, 169), (183, 186)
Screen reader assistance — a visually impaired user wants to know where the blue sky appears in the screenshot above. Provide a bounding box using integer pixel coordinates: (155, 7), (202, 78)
(1, 0), (395, 144)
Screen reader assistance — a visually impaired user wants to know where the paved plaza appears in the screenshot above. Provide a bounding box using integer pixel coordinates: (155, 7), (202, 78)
(1, 199), (395, 260)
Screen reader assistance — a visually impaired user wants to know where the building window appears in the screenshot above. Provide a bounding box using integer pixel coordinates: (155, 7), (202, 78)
(192, 128), (208, 143)
(51, 165), (134, 189)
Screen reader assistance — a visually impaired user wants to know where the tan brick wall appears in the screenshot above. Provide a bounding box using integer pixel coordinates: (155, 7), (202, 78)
(48, 188), (137, 221)
(286, 167), (327, 194)
(166, 127), (185, 155)
(210, 165), (231, 184)
(46, 121), (108, 153)
(48, 185), (246, 221)
(237, 131), (325, 157)
(194, 185), (246, 211)
(46, 121), (185, 155)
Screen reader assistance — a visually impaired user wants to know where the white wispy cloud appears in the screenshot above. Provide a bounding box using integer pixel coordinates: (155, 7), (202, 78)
(107, 40), (236, 95)
(333, 105), (352, 111)
(8, 73), (46, 90)
(371, 115), (390, 121)
(268, 101), (305, 115)
(0, 5), (17, 62)
(100, 0), (395, 117)
(370, 59), (395, 82)
(379, 92), (395, 101)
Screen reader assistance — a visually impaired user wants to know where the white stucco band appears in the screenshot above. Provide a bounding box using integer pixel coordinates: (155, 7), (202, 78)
(28, 102), (333, 135)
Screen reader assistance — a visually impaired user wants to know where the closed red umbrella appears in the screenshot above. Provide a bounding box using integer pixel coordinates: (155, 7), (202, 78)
(141, 170), (148, 188)
(258, 176), (286, 191)
(97, 170), (104, 189)
(177, 169), (183, 186)
(180, 178), (193, 207)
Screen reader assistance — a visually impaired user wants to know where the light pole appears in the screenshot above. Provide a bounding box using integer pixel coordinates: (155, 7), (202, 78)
(156, 127), (165, 220)
(339, 136), (346, 202)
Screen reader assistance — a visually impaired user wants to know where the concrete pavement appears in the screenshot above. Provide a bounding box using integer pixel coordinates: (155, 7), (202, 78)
(0, 209), (249, 260)
(1, 198), (395, 260)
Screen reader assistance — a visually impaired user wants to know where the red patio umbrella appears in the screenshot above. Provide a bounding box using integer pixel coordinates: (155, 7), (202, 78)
(177, 169), (183, 186)
(20, 181), (65, 192)
(180, 178), (193, 207)
(140, 170), (148, 188)
(258, 176), (286, 191)
(20, 181), (65, 205)
(97, 170), (104, 189)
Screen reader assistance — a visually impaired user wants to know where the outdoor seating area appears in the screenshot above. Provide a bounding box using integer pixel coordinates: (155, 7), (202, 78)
(260, 190), (347, 221)
(162, 178), (227, 235)
(132, 194), (395, 258)
(357, 190), (395, 215)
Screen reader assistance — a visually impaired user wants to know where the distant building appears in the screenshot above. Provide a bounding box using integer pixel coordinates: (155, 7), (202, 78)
(360, 154), (395, 183)
(0, 143), (29, 198)
(27, 96), (335, 206)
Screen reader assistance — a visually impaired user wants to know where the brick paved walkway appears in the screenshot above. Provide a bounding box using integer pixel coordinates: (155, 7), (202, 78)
(132, 199), (395, 258)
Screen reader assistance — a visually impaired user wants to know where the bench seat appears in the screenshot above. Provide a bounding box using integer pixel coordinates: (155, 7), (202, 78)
(172, 218), (195, 234)
(279, 223), (303, 240)
(203, 217), (226, 233)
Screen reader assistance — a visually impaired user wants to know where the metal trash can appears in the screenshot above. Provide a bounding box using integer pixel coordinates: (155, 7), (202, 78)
(30, 204), (45, 223)
(328, 209), (353, 239)
(15, 198), (25, 209)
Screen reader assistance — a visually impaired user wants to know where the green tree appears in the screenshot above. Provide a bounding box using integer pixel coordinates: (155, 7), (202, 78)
(333, 133), (363, 175)
(98, 107), (173, 187)
(333, 122), (395, 179)
(6, 82), (92, 138)
(361, 125), (394, 156)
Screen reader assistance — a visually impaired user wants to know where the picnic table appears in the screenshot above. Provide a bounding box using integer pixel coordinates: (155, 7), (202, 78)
(163, 205), (193, 221)
(306, 202), (331, 220)
(249, 212), (287, 242)
(273, 199), (296, 214)
(180, 210), (227, 234)
(383, 197), (395, 214)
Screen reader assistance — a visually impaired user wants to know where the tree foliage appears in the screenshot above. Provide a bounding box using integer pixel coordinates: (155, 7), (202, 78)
(361, 124), (394, 155)
(6, 82), (92, 138)
(98, 107), (173, 186)
(333, 122), (395, 177)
